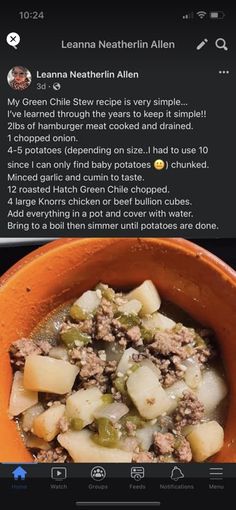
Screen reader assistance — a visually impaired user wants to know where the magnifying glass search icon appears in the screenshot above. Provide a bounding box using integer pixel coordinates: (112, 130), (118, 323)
(215, 38), (228, 51)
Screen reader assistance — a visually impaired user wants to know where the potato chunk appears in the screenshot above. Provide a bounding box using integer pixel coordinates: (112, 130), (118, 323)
(196, 369), (228, 415)
(23, 355), (79, 394)
(25, 434), (50, 451)
(58, 429), (132, 462)
(22, 403), (44, 432)
(116, 347), (138, 375)
(74, 290), (101, 313)
(165, 380), (189, 413)
(9, 371), (38, 417)
(66, 388), (103, 428)
(142, 312), (176, 331)
(118, 299), (142, 315)
(49, 346), (69, 361)
(139, 359), (161, 379)
(187, 420), (224, 462)
(127, 366), (171, 419)
(184, 362), (202, 390)
(33, 404), (65, 441)
(126, 280), (161, 315)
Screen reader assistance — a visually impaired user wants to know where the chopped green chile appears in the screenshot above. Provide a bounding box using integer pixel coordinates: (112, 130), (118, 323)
(70, 417), (84, 431)
(116, 313), (141, 329)
(122, 413), (145, 429)
(194, 334), (207, 348)
(103, 288), (116, 301)
(174, 323), (186, 333)
(60, 327), (91, 346)
(102, 394), (114, 404)
(70, 304), (90, 321)
(130, 363), (140, 373)
(92, 418), (118, 447)
(114, 377), (127, 395)
(140, 326), (154, 342)
(95, 283), (116, 302)
(174, 436), (186, 451)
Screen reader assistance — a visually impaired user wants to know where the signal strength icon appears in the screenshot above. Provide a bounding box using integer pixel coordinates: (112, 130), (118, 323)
(197, 11), (207, 19)
(183, 12), (194, 19)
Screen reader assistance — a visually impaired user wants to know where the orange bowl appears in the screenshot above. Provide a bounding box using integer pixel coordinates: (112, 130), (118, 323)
(0, 237), (236, 462)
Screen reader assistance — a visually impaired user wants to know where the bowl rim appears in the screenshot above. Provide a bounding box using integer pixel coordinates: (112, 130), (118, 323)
(1, 237), (236, 287)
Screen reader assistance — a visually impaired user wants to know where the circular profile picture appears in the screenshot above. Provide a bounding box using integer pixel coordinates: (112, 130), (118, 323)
(7, 66), (32, 91)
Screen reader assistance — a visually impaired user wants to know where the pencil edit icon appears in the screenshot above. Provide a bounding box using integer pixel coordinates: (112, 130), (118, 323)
(196, 38), (208, 50)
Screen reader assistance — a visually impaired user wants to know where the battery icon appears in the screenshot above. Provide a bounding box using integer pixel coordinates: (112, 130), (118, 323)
(210, 11), (225, 19)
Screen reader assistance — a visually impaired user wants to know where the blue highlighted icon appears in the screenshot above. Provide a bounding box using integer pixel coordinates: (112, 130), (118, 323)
(12, 466), (27, 480)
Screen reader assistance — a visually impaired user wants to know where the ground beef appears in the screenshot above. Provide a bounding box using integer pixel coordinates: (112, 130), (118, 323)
(96, 319), (114, 342)
(10, 339), (41, 368)
(139, 325), (213, 388)
(100, 298), (114, 318)
(125, 421), (137, 436)
(153, 432), (192, 463)
(175, 437), (192, 462)
(95, 298), (116, 342)
(9, 338), (52, 369)
(155, 358), (185, 388)
(162, 371), (179, 387)
(173, 391), (204, 431)
(83, 373), (110, 393)
(82, 378), (97, 390)
(62, 296), (146, 349)
(61, 319), (94, 337)
(149, 326), (195, 358)
(37, 340), (52, 354)
(110, 319), (128, 349)
(71, 346), (105, 379)
(132, 350), (186, 388)
(60, 318), (94, 336)
(70, 355), (108, 390)
(132, 451), (156, 463)
(104, 360), (118, 374)
(96, 373), (110, 392)
(195, 344), (213, 364)
(153, 432), (174, 455)
(118, 337), (128, 349)
(63, 298), (127, 345)
(126, 326), (143, 346)
(35, 446), (69, 463)
(81, 370), (110, 393)
(83, 299), (144, 346)
(177, 325), (197, 345)
(78, 318), (94, 336)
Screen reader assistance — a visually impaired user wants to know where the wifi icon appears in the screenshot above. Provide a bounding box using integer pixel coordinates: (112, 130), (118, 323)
(197, 11), (207, 19)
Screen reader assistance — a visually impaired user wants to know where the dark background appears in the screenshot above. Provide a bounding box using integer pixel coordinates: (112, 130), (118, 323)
(0, 4), (235, 237)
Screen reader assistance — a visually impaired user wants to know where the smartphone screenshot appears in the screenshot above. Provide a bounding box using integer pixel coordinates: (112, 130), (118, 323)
(0, 4), (235, 509)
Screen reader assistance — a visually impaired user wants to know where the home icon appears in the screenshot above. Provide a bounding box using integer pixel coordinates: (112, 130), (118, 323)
(12, 466), (27, 481)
